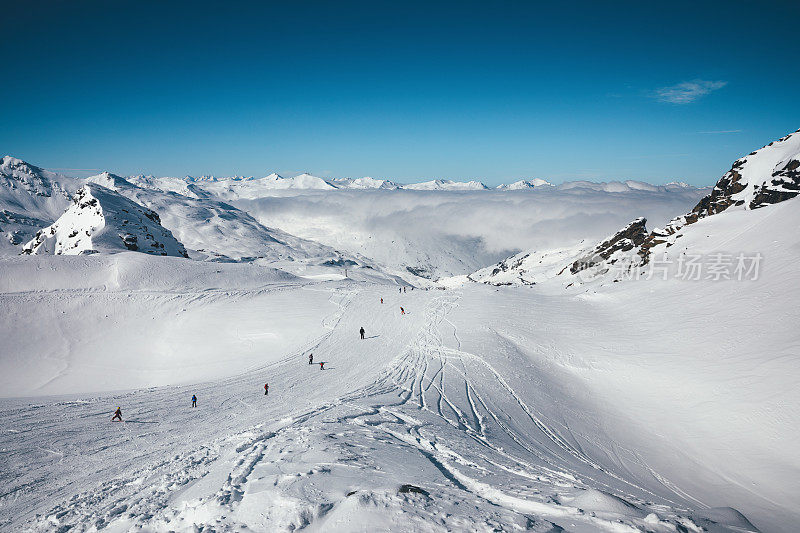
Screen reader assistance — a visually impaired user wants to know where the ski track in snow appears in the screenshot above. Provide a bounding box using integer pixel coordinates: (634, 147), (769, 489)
(1, 285), (761, 532)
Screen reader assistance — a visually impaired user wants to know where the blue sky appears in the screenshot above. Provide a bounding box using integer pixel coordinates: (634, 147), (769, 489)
(2, 1), (798, 185)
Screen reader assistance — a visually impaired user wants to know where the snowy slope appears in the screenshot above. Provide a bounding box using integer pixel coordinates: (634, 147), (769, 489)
(199, 173), (336, 199)
(1, 259), (789, 531)
(22, 184), (188, 257)
(496, 178), (553, 189)
(2, 135), (798, 532)
(0, 156), (82, 255)
(329, 176), (401, 189)
(467, 244), (587, 285)
(644, 129), (800, 249)
(403, 179), (489, 190)
(87, 171), (375, 270)
(470, 128), (800, 287)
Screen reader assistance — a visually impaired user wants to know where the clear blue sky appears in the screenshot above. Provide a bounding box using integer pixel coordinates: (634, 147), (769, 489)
(2, 1), (798, 185)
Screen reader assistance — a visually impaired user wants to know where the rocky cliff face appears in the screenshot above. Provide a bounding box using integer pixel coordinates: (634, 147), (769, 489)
(569, 217), (648, 276)
(466, 128), (800, 288)
(639, 128), (800, 262)
(23, 184), (188, 257)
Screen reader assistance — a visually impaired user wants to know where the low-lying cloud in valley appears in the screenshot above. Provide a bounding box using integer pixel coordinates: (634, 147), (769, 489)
(235, 185), (708, 277)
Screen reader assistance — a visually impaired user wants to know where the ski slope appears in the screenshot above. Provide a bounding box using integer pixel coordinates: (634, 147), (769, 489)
(2, 263), (789, 531)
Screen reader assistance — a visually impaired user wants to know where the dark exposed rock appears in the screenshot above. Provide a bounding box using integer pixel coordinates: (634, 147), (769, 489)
(120, 233), (138, 251)
(406, 265), (432, 278)
(570, 217), (648, 275)
(398, 484), (430, 497)
(750, 158), (800, 208)
(638, 128), (800, 264)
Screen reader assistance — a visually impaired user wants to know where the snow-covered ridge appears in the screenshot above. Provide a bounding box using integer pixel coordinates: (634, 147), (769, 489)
(468, 127), (800, 287)
(329, 176), (401, 189)
(0, 156), (83, 254)
(88, 171), (380, 271)
(638, 128), (800, 262)
(127, 171), (704, 198)
(403, 179), (490, 190)
(496, 178), (552, 189)
(22, 183), (188, 257)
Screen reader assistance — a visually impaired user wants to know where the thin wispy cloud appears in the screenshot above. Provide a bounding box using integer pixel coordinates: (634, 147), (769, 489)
(654, 80), (727, 104)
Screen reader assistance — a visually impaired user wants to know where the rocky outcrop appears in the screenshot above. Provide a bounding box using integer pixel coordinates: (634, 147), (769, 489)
(750, 157), (800, 208)
(639, 128), (800, 263)
(23, 184), (188, 257)
(570, 217), (648, 276)
(0, 156), (82, 252)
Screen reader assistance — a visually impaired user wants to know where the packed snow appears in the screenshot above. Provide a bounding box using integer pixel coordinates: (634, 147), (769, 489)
(1, 129), (799, 532)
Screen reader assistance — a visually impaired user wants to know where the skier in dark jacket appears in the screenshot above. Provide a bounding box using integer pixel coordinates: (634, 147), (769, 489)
(264, 383), (269, 396)
(112, 407), (122, 422)
(192, 395), (197, 407)
(360, 327), (365, 339)
(308, 353), (314, 365)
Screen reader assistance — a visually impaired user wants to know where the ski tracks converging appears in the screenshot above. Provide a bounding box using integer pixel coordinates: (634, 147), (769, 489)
(6, 285), (759, 532)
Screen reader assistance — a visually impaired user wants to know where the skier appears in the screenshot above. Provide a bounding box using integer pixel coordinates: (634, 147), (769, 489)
(264, 383), (269, 396)
(399, 287), (402, 294)
(400, 306), (405, 315)
(111, 407), (122, 422)
(319, 361), (325, 370)
(308, 353), (314, 365)
(192, 394), (197, 408)
(360, 326), (365, 339)
(380, 298), (383, 304)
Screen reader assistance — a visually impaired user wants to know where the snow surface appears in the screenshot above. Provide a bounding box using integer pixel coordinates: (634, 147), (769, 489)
(729, 129), (800, 208)
(0, 156), (82, 255)
(2, 247), (793, 531)
(402, 179), (490, 190)
(1, 131), (798, 532)
(496, 178), (553, 190)
(87, 171), (370, 266)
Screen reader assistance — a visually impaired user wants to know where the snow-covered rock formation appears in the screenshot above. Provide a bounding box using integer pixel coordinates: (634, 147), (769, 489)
(86, 171), (371, 267)
(22, 184), (188, 257)
(567, 217), (649, 281)
(469, 128), (800, 287)
(637, 128), (800, 262)
(0, 156), (81, 254)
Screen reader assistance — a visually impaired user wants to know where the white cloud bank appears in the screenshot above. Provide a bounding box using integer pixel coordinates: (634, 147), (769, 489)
(235, 185), (708, 277)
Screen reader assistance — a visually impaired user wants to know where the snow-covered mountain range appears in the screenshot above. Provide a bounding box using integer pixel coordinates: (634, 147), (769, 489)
(2, 130), (799, 533)
(0, 156), (710, 279)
